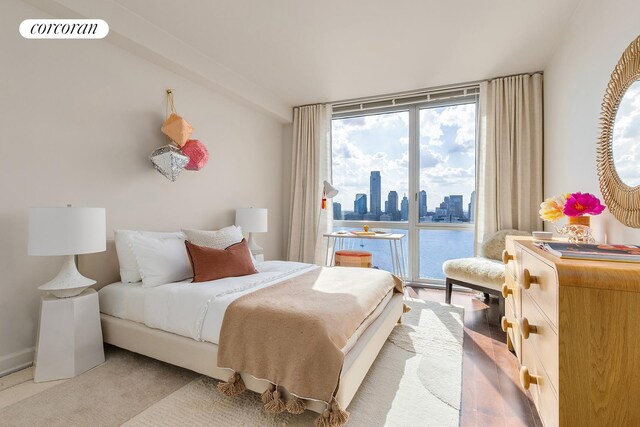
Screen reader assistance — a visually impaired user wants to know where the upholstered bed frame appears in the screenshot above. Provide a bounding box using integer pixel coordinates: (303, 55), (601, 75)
(82, 241), (404, 414)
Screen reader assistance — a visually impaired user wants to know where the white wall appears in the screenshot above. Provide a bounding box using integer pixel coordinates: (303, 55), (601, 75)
(544, 0), (640, 243)
(0, 0), (288, 375)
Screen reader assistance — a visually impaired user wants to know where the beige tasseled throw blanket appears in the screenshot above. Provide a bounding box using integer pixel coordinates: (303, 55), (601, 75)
(217, 266), (403, 404)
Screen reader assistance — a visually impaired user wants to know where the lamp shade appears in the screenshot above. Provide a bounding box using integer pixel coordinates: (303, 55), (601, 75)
(28, 207), (106, 256)
(235, 208), (268, 233)
(323, 180), (339, 198)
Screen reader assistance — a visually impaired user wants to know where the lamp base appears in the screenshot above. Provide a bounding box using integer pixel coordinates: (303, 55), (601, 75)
(247, 233), (264, 255)
(38, 255), (96, 298)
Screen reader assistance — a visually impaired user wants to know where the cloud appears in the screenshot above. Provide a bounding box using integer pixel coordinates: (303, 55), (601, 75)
(332, 104), (476, 211)
(419, 165), (475, 209)
(336, 111), (408, 133)
(420, 104), (476, 153)
(341, 117), (366, 128)
(612, 80), (640, 186)
(334, 143), (355, 159)
(332, 124), (410, 207)
(420, 147), (446, 168)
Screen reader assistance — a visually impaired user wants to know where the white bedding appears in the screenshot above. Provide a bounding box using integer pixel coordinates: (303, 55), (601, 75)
(99, 261), (316, 345)
(98, 281), (147, 324)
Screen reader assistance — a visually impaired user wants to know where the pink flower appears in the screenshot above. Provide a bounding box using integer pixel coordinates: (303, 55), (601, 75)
(563, 192), (606, 217)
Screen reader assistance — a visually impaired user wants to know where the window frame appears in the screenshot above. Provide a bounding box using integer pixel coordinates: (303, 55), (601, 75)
(331, 93), (479, 286)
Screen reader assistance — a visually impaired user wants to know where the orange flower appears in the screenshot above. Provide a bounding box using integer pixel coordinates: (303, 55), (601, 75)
(539, 194), (569, 222)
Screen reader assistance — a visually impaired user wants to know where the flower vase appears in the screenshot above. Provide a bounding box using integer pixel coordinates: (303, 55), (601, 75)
(556, 216), (595, 244)
(568, 216), (590, 227)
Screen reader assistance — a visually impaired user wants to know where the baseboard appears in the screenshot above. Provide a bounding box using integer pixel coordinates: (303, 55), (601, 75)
(0, 348), (35, 378)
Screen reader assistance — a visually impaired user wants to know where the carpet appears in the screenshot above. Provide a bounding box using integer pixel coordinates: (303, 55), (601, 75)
(0, 299), (463, 426)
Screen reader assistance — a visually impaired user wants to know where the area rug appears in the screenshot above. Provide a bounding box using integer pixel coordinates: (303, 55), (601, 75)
(1, 299), (463, 427)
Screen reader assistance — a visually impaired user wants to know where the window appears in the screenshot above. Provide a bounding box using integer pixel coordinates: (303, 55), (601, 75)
(332, 111), (409, 222)
(417, 103), (476, 280)
(331, 89), (478, 284)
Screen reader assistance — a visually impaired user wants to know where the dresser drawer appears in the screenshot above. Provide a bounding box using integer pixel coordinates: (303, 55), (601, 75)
(504, 270), (520, 318)
(505, 294), (521, 360)
(521, 293), (558, 394)
(504, 243), (520, 282)
(521, 252), (558, 327)
(521, 348), (558, 427)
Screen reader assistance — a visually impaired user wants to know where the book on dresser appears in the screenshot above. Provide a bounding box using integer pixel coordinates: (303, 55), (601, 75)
(535, 242), (640, 262)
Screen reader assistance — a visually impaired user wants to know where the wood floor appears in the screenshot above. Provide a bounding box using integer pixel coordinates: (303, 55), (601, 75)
(408, 287), (542, 427)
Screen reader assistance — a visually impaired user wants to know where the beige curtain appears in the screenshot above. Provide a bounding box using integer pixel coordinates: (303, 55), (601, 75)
(287, 104), (332, 264)
(475, 73), (544, 252)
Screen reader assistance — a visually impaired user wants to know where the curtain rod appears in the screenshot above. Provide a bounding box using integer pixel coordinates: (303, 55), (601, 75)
(292, 71), (543, 110)
(486, 70), (543, 82)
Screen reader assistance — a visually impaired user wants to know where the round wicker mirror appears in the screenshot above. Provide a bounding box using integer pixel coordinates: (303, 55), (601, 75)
(597, 35), (640, 227)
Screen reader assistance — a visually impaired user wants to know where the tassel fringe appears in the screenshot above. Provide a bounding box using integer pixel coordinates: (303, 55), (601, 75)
(261, 385), (274, 404)
(329, 399), (349, 426)
(314, 399), (349, 427)
(218, 376), (334, 422)
(285, 396), (306, 414)
(403, 303), (412, 313)
(315, 409), (332, 427)
(217, 372), (246, 397)
(264, 389), (286, 413)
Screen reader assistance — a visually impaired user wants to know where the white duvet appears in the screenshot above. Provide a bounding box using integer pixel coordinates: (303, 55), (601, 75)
(100, 261), (317, 345)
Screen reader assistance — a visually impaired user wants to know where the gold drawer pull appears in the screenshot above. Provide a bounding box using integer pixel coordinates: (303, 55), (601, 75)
(521, 269), (538, 290)
(518, 317), (538, 339)
(501, 316), (512, 333)
(501, 283), (513, 299)
(502, 250), (514, 264)
(519, 366), (540, 390)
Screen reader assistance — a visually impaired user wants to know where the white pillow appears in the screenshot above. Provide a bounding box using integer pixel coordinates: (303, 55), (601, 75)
(114, 229), (184, 283)
(182, 226), (243, 248)
(182, 226), (257, 265)
(129, 234), (192, 287)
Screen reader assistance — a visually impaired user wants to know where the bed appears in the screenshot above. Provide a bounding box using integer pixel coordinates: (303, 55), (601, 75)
(94, 258), (404, 416)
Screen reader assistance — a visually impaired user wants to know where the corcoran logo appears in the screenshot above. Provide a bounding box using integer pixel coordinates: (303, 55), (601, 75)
(19, 19), (109, 39)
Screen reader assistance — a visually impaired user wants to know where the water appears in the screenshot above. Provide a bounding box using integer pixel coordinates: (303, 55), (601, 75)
(334, 227), (474, 280)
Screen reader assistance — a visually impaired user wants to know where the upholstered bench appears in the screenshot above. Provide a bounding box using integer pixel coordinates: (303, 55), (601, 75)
(335, 250), (372, 268)
(443, 229), (530, 318)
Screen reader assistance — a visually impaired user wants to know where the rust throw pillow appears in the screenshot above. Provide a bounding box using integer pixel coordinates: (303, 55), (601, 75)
(185, 239), (258, 282)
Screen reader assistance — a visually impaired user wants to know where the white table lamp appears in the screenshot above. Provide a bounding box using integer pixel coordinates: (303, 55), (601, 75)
(28, 206), (106, 298)
(235, 208), (268, 255)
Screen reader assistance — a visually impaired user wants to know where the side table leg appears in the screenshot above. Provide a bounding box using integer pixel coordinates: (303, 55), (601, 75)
(388, 240), (397, 275)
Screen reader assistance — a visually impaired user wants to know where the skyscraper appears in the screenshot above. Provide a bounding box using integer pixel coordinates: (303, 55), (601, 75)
(386, 190), (399, 221)
(419, 190), (427, 218)
(450, 195), (464, 218)
(333, 202), (342, 220)
(354, 193), (367, 214)
(439, 196), (450, 214)
(370, 171), (381, 219)
(469, 190), (476, 221)
(400, 194), (409, 221)
(386, 191), (398, 213)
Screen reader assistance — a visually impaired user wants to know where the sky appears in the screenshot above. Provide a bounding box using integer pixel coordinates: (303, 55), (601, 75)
(331, 103), (476, 213)
(612, 80), (640, 187)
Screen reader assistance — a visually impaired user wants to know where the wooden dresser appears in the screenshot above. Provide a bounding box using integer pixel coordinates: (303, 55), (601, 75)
(501, 236), (640, 427)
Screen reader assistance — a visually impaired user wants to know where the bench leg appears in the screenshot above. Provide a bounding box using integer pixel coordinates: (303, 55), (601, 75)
(498, 296), (505, 319)
(445, 278), (453, 304)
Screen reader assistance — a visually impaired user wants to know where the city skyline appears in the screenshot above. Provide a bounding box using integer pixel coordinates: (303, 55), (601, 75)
(334, 169), (475, 223)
